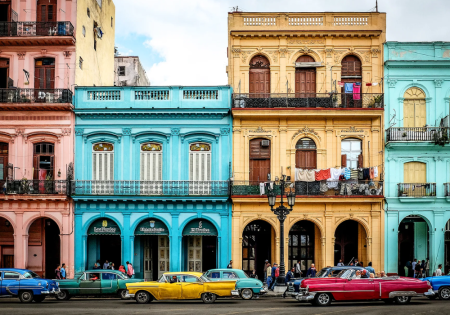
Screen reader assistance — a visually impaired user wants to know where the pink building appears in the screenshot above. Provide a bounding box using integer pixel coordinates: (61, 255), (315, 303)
(0, 0), (115, 278)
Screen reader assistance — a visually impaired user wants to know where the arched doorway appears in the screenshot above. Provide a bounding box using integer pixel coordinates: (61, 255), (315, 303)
(0, 217), (14, 268)
(134, 218), (169, 280)
(34, 58), (55, 102)
(334, 220), (367, 266)
(249, 55), (270, 96)
(295, 55), (316, 97)
(86, 218), (122, 270)
(182, 219), (217, 272)
(242, 220), (274, 279)
(403, 87), (426, 128)
(289, 220), (320, 274)
(341, 55), (362, 107)
(27, 218), (60, 278)
(398, 215), (429, 276)
(249, 138), (270, 184)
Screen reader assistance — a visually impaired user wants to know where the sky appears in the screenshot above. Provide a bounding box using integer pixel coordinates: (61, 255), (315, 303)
(114, 0), (450, 86)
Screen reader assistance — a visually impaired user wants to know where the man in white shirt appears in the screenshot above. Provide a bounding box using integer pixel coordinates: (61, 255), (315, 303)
(435, 264), (443, 276)
(412, 259), (417, 277)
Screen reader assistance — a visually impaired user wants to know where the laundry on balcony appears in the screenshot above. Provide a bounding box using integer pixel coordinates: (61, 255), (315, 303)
(344, 83), (353, 93)
(314, 168), (331, 181)
(353, 83), (361, 100)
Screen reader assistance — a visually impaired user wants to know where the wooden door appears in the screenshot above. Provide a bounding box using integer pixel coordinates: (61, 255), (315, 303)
(295, 55), (316, 97)
(187, 236), (202, 272)
(249, 139), (270, 183)
(249, 55), (270, 96)
(158, 236), (169, 278)
(0, 142), (8, 181)
(340, 55), (362, 107)
(143, 237), (153, 280)
(295, 150), (316, 169)
(341, 55), (362, 77)
(37, 0), (57, 22)
(34, 59), (55, 95)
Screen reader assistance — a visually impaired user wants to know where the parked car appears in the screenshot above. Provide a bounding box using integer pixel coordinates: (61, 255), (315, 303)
(295, 269), (434, 306)
(204, 268), (267, 299)
(55, 269), (143, 300)
(0, 268), (60, 303)
(125, 272), (239, 304)
(422, 275), (450, 300)
(285, 266), (364, 297)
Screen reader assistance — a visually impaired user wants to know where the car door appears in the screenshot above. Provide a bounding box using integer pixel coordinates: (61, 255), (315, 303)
(79, 272), (101, 295)
(1, 271), (21, 295)
(180, 275), (204, 299)
(344, 278), (377, 300)
(207, 271), (221, 281)
(158, 275), (182, 299)
(101, 273), (119, 294)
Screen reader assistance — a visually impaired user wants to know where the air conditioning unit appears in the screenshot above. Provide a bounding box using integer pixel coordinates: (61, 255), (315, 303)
(261, 140), (270, 147)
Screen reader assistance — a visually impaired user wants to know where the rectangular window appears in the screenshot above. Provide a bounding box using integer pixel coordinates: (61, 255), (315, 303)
(118, 66), (125, 76)
(79, 57), (83, 69)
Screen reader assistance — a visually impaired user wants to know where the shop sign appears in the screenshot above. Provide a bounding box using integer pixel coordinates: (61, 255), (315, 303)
(88, 219), (121, 235)
(135, 219), (169, 235)
(182, 219), (217, 236)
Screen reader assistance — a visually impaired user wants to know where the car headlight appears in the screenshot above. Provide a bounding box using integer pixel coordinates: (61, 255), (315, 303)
(38, 282), (42, 286)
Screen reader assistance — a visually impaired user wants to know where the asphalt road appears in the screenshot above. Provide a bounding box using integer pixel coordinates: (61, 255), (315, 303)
(0, 296), (449, 315)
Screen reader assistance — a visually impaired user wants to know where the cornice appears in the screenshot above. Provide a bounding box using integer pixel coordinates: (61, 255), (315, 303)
(76, 112), (229, 120)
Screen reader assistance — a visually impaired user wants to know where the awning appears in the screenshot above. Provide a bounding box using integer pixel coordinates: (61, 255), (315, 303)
(182, 219), (217, 236)
(135, 219), (169, 235)
(88, 218), (121, 235)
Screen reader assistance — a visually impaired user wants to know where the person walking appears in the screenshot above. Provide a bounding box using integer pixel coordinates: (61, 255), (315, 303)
(118, 265), (126, 273)
(126, 261), (134, 278)
(306, 263), (317, 277)
(365, 262), (375, 275)
(412, 259), (417, 275)
(415, 260), (422, 278)
(270, 264), (279, 290)
(55, 265), (61, 279)
(294, 260), (302, 278)
(337, 259), (344, 267)
(109, 262), (115, 270)
(60, 263), (66, 279)
(424, 258), (430, 277)
(266, 263), (272, 288)
(93, 263), (100, 269)
(227, 260), (233, 269)
(103, 260), (110, 269)
(264, 260), (270, 283)
(435, 264), (443, 276)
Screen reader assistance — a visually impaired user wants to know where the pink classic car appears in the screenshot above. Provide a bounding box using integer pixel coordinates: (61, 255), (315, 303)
(296, 269), (434, 306)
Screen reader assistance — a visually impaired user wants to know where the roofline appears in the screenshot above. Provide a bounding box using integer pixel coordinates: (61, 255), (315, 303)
(228, 11), (386, 14)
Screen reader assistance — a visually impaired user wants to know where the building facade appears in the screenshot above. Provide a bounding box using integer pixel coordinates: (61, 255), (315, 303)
(384, 42), (450, 275)
(228, 12), (386, 278)
(73, 86), (232, 278)
(0, 0), (115, 277)
(114, 56), (150, 86)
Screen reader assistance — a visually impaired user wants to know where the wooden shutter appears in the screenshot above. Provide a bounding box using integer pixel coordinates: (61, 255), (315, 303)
(341, 55), (362, 77)
(403, 100), (415, 127)
(341, 154), (347, 168)
(140, 152), (162, 181)
(189, 151), (211, 181)
(295, 55), (316, 96)
(93, 152), (114, 180)
(37, 0), (57, 22)
(404, 162), (426, 183)
(0, 156), (6, 180)
(357, 154), (363, 168)
(35, 68), (44, 89)
(46, 68), (55, 89)
(33, 155), (39, 179)
(295, 150), (317, 169)
(249, 139), (271, 182)
(249, 55), (270, 95)
(416, 100), (426, 127)
(49, 155), (54, 179)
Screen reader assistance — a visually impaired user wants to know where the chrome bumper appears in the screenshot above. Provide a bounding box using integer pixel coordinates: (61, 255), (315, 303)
(424, 289), (436, 296)
(231, 290), (240, 296)
(41, 288), (60, 295)
(389, 290), (433, 298)
(125, 290), (135, 298)
(296, 293), (315, 302)
(259, 287), (268, 295)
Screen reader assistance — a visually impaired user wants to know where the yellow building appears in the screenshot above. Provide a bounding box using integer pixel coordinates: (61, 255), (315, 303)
(228, 12), (386, 278)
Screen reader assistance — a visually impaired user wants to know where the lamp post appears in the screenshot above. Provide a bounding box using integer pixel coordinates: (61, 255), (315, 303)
(266, 174), (295, 289)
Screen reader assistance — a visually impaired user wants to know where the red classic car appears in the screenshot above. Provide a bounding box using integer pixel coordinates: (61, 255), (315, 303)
(296, 269), (434, 306)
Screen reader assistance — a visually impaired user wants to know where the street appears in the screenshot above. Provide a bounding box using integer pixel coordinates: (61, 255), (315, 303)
(0, 297), (448, 315)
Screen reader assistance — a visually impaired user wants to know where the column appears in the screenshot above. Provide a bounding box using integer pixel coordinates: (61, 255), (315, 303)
(122, 128), (132, 180)
(431, 211), (445, 273)
(14, 212), (25, 269)
(385, 211), (399, 274)
(170, 214), (180, 271)
(123, 213), (131, 264)
(279, 124), (287, 175)
(324, 204), (334, 267)
(170, 129), (180, 180)
(74, 214), (84, 272)
(220, 213), (229, 268)
(220, 128), (230, 180)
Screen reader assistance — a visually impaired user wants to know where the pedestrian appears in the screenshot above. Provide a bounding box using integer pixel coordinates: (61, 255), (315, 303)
(435, 264), (443, 276)
(412, 259), (417, 274)
(337, 259), (344, 267)
(271, 264), (280, 290)
(96, 260), (101, 268)
(266, 263), (272, 288)
(249, 270), (258, 279)
(424, 258), (430, 277)
(109, 262), (115, 270)
(126, 261), (134, 278)
(405, 260), (412, 277)
(55, 265), (61, 279)
(415, 260), (422, 278)
(227, 260), (233, 269)
(294, 260), (302, 278)
(269, 263), (278, 290)
(103, 260), (110, 269)
(354, 258), (360, 266)
(60, 263), (66, 279)
(264, 260), (270, 283)
(285, 267), (295, 284)
(306, 263), (317, 277)
(365, 262), (375, 275)
(93, 263), (100, 269)
(118, 265), (126, 273)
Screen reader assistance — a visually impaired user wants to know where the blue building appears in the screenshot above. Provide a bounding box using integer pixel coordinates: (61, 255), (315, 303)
(72, 86), (232, 279)
(384, 42), (450, 275)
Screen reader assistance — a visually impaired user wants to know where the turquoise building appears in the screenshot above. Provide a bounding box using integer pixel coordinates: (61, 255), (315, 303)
(384, 42), (450, 275)
(72, 86), (232, 279)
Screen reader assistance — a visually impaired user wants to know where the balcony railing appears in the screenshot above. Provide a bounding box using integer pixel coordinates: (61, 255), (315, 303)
(1, 180), (68, 195)
(71, 180), (230, 196)
(398, 183), (436, 197)
(232, 93), (384, 109)
(386, 127), (450, 142)
(231, 180), (383, 196)
(0, 21), (74, 37)
(0, 88), (73, 104)
(445, 183), (450, 197)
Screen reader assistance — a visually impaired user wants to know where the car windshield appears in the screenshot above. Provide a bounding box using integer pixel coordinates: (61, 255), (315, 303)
(337, 269), (356, 279)
(200, 275), (209, 282)
(315, 269), (329, 278)
(23, 271), (40, 279)
(119, 272), (129, 279)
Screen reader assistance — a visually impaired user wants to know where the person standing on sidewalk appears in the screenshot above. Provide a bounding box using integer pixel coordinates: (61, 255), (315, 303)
(126, 261), (134, 278)
(294, 260), (302, 278)
(55, 265), (61, 279)
(306, 263), (317, 277)
(227, 260), (233, 269)
(266, 263), (272, 288)
(60, 263), (66, 279)
(270, 264), (279, 290)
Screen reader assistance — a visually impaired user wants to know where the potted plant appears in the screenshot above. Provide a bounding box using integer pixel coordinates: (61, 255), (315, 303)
(433, 129), (449, 147)
(44, 174), (54, 194)
(372, 95), (383, 108)
(20, 177), (30, 194)
(332, 94), (338, 107)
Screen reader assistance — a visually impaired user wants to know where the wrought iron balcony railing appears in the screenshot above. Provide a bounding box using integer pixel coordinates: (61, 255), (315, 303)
(398, 183), (436, 197)
(0, 21), (74, 37)
(0, 88), (73, 104)
(1, 180), (67, 195)
(444, 183), (450, 197)
(232, 93), (384, 109)
(386, 127), (449, 142)
(71, 180), (230, 196)
(231, 180), (383, 196)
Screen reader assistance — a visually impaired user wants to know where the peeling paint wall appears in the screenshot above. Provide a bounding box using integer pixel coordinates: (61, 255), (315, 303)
(114, 56), (150, 86)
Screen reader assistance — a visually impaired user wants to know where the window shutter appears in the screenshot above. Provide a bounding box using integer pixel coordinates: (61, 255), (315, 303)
(109, 154), (114, 180)
(157, 153), (162, 180)
(357, 154), (363, 168)
(189, 153), (193, 180)
(341, 154), (347, 168)
(50, 155), (54, 178)
(33, 155), (39, 179)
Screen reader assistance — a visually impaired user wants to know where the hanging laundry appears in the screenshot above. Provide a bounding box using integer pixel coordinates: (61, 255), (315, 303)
(363, 168), (370, 180)
(345, 83), (353, 93)
(373, 166), (378, 178)
(327, 167), (342, 189)
(353, 83), (361, 100)
(338, 81), (344, 87)
(320, 181), (328, 193)
(259, 183), (265, 196)
(372, 82), (378, 86)
(358, 169), (364, 180)
(344, 168), (351, 180)
(305, 169), (316, 182)
(366, 83), (372, 86)
(340, 183), (352, 196)
(315, 169), (331, 181)
(370, 167), (375, 179)
(350, 169), (359, 179)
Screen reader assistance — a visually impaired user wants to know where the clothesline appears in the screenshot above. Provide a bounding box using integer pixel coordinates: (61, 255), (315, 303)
(295, 166), (379, 183)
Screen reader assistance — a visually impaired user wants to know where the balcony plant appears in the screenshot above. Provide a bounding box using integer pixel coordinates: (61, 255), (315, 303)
(44, 174), (54, 193)
(369, 95), (383, 108)
(433, 129), (449, 146)
(20, 178), (30, 194)
(20, 94), (31, 103)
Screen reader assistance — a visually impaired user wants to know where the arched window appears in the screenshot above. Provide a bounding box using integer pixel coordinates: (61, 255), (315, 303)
(341, 55), (362, 107)
(189, 143), (211, 181)
(403, 87), (426, 127)
(249, 55), (270, 95)
(249, 138), (270, 183)
(0, 142), (8, 181)
(33, 142), (54, 180)
(341, 138), (362, 168)
(295, 55), (316, 97)
(295, 138), (317, 169)
(140, 142), (162, 181)
(92, 142), (114, 180)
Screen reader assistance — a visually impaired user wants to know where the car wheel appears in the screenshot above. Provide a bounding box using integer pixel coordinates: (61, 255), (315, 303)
(394, 296), (411, 305)
(135, 291), (151, 304)
(56, 290), (70, 301)
(439, 287), (450, 300)
(314, 293), (332, 306)
(19, 291), (34, 303)
(33, 296), (46, 303)
(241, 288), (253, 300)
(119, 290), (128, 300)
(201, 292), (217, 304)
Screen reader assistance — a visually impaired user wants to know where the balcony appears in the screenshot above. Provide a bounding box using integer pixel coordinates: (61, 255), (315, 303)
(231, 180), (383, 197)
(0, 21), (75, 46)
(0, 88), (73, 110)
(232, 93), (384, 110)
(398, 183), (436, 198)
(71, 180), (230, 197)
(387, 127), (449, 143)
(1, 180), (68, 195)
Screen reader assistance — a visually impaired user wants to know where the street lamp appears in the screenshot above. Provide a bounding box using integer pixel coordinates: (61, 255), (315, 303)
(265, 174), (295, 290)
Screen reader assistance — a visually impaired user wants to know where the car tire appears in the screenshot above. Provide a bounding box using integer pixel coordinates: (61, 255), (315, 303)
(19, 291), (34, 303)
(394, 296), (411, 305)
(314, 293), (332, 306)
(135, 291), (152, 304)
(33, 296), (46, 303)
(201, 292), (217, 304)
(439, 287), (450, 300)
(241, 288), (253, 300)
(56, 290), (70, 301)
(119, 290), (128, 300)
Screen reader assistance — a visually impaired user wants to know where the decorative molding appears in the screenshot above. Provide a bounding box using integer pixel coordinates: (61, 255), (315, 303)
(170, 128), (180, 136)
(220, 128), (230, 136)
(333, 50), (347, 63)
(249, 126), (269, 133)
(342, 126), (364, 133)
(75, 128), (84, 136)
(76, 112), (228, 120)
(241, 50), (252, 63)
(287, 39), (325, 45)
(388, 79), (398, 88)
(266, 50), (278, 63)
(122, 128), (132, 136)
(63, 51), (72, 58)
(434, 79), (443, 88)
(356, 50), (371, 63)
(371, 48), (381, 57)
(325, 48), (334, 58)
(292, 127), (321, 141)
(41, 49), (47, 55)
(62, 128), (71, 136)
(279, 127), (288, 132)
(232, 127), (241, 133)
(17, 52), (26, 60)
(433, 156), (443, 162)
(231, 47), (241, 57)
(279, 48), (288, 58)
(15, 128), (24, 136)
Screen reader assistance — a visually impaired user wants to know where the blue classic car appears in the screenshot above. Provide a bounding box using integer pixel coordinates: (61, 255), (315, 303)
(204, 269), (266, 299)
(0, 268), (60, 303)
(422, 275), (450, 300)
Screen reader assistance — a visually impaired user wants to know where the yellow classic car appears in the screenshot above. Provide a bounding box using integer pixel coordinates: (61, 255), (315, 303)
(125, 272), (239, 304)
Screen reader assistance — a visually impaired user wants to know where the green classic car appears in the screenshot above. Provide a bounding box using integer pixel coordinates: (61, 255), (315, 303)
(55, 270), (143, 300)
